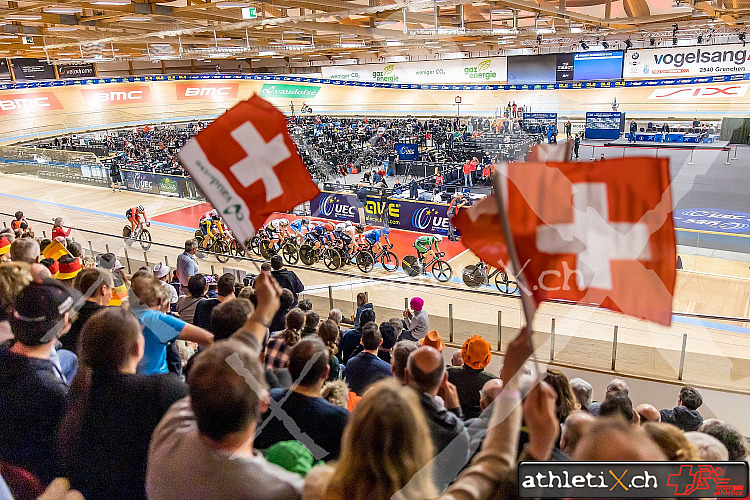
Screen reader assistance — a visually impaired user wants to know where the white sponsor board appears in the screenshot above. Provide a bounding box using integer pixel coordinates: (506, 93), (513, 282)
(321, 57), (507, 84)
(624, 44), (750, 79)
(648, 83), (750, 99)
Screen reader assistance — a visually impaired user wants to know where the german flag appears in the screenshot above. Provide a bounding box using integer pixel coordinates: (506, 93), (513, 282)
(43, 241), (70, 261)
(109, 275), (127, 306)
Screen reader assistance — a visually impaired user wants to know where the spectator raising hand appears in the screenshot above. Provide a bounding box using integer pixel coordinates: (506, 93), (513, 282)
(522, 382), (560, 461)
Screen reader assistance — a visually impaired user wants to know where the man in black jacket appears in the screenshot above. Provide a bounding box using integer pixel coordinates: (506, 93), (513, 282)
(660, 386), (704, 431)
(270, 255), (304, 303)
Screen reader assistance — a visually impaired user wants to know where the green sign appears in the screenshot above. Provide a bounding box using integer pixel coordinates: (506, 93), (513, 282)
(159, 177), (178, 194)
(260, 83), (320, 98)
(241, 6), (257, 18)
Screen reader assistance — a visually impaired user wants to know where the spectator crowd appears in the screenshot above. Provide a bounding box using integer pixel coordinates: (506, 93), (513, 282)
(0, 216), (746, 500)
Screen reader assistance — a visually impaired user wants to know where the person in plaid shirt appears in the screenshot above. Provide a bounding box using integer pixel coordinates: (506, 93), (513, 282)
(264, 308), (305, 370)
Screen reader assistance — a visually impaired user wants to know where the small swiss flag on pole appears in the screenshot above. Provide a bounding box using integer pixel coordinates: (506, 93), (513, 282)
(178, 95), (320, 243)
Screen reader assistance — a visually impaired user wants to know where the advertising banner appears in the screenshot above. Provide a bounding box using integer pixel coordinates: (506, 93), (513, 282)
(311, 190), (453, 235)
(259, 83), (320, 99)
(176, 81), (239, 100)
(11, 58), (55, 81)
(0, 92), (63, 115)
(81, 85), (152, 106)
(121, 170), (185, 197)
(648, 83), (750, 99)
(321, 57), (507, 84)
(57, 63), (96, 79)
(395, 143), (420, 160)
(624, 44), (750, 79)
(673, 208), (750, 234)
(573, 51), (624, 81)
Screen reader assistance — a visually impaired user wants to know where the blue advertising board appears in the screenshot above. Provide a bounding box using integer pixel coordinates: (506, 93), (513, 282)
(311, 191), (453, 235)
(673, 209), (750, 235)
(395, 143), (420, 161)
(585, 111), (623, 140)
(121, 169), (186, 198)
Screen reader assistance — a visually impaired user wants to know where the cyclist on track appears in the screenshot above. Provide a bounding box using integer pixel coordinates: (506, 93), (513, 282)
(11, 211), (31, 234)
(414, 233), (443, 264)
(310, 222), (335, 250)
(334, 221), (358, 258)
(199, 209), (220, 249)
(126, 205), (149, 235)
(289, 218), (310, 241)
(363, 226), (391, 255)
(266, 218), (289, 248)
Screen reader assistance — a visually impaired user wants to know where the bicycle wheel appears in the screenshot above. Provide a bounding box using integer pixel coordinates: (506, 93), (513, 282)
(462, 265), (487, 288)
(230, 240), (245, 259)
(214, 240), (230, 263)
(432, 259), (452, 282)
(249, 236), (261, 255)
(357, 251), (375, 273)
(299, 244), (315, 266)
(259, 240), (274, 259)
(380, 251), (399, 272)
(139, 229), (152, 251)
(495, 272), (519, 295)
(402, 255), (421, 277)
(122, 226), (134, 247)
(281, 242), (299, 265)
(323, 248), (342, 270)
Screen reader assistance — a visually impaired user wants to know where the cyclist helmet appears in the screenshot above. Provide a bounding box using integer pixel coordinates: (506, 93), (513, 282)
(324, 222), (335, 231)
(211, 214), (221, 221)
(211, 209), (219, 218)
(344, 221), (353, 228)
(355, 224), (365, 233)
(434, 234), (443, 242)
(301, 218), (310, 225)
(279, 218), (289, 226)
(137, 204), (145, 212)
(382, 227), (390, 235)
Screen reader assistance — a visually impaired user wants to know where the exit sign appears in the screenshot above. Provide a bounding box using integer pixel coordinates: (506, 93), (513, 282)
(241, 6), (257, 18)
(21, 36), (34, 44)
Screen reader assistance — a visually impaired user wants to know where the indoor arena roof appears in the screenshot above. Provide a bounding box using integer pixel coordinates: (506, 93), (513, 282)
(0, 0), (746, 63)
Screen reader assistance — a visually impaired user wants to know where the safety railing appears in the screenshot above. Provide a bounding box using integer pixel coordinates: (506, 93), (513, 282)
(8, 211), (750, 395)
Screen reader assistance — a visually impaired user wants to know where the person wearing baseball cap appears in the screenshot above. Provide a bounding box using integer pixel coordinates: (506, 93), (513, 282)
(447, 335), (497, 419)
(153, 262), (178, 309)
(0, 280), (79, 483)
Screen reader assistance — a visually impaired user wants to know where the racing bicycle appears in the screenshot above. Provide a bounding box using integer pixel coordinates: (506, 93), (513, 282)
(401, 251), (452, 282)
(461, 260), (519, 295)
(123, 222), (152, 251)
(355, 243), (399, 273)
(299, 241), (345, 270)
(194, 230), (231, 263)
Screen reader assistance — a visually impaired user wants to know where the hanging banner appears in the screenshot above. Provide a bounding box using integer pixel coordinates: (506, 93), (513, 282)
(11, 58), (56, 81)
(322, 57), (507, 84)
(81, 85), (152, 106)
(57, 63), (96, 79)
(624, 44), (750, 79)
(176, 81), (239, 100)
(395, 143), (420, 160)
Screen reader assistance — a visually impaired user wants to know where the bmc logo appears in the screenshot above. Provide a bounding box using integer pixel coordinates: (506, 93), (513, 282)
(82, 86), (152, 106)
(0, 92), (63, 115)
(176, 82), (239, 100)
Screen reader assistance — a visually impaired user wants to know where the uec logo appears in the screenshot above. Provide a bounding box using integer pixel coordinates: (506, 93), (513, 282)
(319, 195), (354, 218)
(412, 207), (450, 231)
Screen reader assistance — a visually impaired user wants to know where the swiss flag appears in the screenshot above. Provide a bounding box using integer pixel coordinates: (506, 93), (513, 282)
(455, 152), (676, 325)
(178, 95), (319, 242)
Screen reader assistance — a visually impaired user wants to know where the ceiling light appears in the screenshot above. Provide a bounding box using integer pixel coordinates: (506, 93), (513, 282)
(216, 2), (249, 7)
(580, 41), (589, 49)
(493, 27), (518, 34)
(602, 40), (609, 48)
(47, 26), (78, 31)
(258, 50), (276, 56)
(90, 0), (131, 5)
(6, 14), (43, 20)
(570, 26), (584, 33)
(425, 41), (440, 45)
(213, 37), (231, 41)
(535, 27), (555, 34)
(285, 30), (304, 34)
(120, 15), (151, 21)
(271, 55), (285, 58)
(44, 6), (82, 14)
(386, 40), (403, 46)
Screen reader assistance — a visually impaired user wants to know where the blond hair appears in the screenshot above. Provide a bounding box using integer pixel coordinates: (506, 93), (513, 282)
(644, 422), (699, 461)
(325, 379), (437, 500)
(0, 262), (32, 318)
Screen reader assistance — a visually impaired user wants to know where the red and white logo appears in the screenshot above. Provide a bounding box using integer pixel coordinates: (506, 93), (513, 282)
(649, 84), (749, 99)
(178, 95), (319, 241)
(0, 92), (63, 115)
(81, 85), (152, 106)
(176, 82), (239, 100)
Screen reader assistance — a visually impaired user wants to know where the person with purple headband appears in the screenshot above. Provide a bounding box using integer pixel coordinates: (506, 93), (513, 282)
(402, 297), (429, 341)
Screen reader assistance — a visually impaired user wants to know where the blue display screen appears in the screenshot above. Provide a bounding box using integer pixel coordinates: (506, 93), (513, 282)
(573, 51), (624, 81)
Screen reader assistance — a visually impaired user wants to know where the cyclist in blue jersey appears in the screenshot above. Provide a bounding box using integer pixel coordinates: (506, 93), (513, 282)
(289, 218), (310, 237)
(363, 227), (391, 255)
(310, 222), (335, 250)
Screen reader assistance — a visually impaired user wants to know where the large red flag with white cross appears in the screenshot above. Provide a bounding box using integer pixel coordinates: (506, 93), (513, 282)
(494, 157), (676, 325)
(178, 95), (319, 242)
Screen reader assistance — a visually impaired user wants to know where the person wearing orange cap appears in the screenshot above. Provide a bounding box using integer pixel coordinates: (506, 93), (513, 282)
(0, 237), (10, 263)
(447, 335), (497, 419)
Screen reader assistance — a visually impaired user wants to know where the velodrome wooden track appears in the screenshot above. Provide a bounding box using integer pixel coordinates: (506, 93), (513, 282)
(0, 77), (747, 144)
(1, 174), (749, 398)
